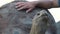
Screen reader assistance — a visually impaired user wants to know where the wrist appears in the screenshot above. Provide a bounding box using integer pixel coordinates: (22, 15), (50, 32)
(29, 0), (53, 8)
(29, 1), (40, 7)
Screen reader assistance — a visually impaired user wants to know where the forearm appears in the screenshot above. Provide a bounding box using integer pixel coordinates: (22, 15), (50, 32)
(32, 0), (59, 9)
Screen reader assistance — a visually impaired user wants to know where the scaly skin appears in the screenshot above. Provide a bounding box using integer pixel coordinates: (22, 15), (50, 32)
(30, 10), (56, 34)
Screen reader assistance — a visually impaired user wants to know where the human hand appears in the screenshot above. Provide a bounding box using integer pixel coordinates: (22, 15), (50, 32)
(15, 2), (36, 13)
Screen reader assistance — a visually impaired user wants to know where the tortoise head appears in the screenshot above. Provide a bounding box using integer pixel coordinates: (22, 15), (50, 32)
(32, 10), (49, 24)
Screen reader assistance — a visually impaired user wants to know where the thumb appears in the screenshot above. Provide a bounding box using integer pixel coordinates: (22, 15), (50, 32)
(26, 8), (33, 13)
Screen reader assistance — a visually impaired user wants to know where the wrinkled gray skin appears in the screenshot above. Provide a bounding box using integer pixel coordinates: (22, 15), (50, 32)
(30, 10), (57, 34)
(56, 21), (60, 34)
(0, 0), (56, 34)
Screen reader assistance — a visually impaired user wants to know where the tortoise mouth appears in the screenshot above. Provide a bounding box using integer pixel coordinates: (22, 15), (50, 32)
(40, 15), (49, 24)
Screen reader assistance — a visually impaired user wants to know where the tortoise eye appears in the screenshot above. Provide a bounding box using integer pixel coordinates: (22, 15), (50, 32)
(37, 13), (40, 15)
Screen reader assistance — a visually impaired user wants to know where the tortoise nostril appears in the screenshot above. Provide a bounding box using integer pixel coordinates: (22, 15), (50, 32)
(41, 13), (48, 16)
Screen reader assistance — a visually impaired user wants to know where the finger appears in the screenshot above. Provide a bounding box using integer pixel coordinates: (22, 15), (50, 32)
(26, 8), (33, 13)
(17, 6), (26, 10)
(15, 4), (24, 8)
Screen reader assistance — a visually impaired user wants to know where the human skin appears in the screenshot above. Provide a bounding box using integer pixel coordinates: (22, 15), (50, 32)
(15, 0), (59, 13)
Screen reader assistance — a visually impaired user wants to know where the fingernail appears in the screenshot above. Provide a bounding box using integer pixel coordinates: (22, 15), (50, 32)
(15, 6), (18, 8)
(17, 9), (20, 10)
(26, 11), (29, 13)
(15, 3), (18, 6)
